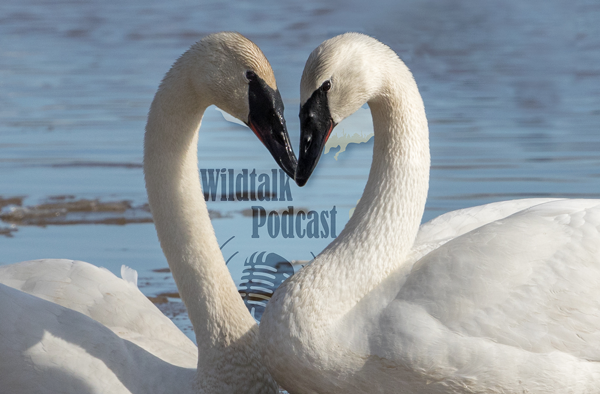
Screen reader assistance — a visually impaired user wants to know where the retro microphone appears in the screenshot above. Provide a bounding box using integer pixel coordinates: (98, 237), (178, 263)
(237, 251), (295, 321)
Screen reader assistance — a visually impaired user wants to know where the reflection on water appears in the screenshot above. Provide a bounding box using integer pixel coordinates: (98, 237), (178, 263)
(1, 0), (600, 338)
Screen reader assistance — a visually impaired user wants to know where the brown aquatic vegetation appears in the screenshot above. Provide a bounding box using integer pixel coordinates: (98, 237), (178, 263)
(0, 227), (18, 237)
(0, 196), (24, 210)
(0, 196), (152, 227)
(0, 195), (227, 231)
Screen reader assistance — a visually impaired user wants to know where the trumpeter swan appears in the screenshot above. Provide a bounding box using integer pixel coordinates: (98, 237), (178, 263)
(0, 31), (297, 394)
(260, 33), (600, 393)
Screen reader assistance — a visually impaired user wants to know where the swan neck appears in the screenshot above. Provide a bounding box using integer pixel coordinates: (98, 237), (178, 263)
(143, 61), (255, 370)
(324, 65), (430, 286)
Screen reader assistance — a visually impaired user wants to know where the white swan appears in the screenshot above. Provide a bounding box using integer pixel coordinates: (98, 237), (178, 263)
(260, 33), (600, 393)
(0, 31), (297, 393)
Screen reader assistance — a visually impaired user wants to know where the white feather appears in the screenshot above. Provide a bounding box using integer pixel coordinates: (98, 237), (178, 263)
(120, 265), (138, 288)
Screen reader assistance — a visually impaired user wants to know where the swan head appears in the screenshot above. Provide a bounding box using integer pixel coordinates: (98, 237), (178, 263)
(189, 32), (297, 178)
(295, 33), (392, 186)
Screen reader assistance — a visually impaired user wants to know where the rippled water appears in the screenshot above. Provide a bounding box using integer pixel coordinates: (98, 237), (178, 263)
(1, 0), (600, 338)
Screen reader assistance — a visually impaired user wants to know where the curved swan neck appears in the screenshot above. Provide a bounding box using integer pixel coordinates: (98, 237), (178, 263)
(319, 59), (430, 302)
(143, 50), (255, 370)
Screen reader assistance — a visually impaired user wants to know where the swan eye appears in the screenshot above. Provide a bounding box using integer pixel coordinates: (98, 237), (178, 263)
(246, 70), (257, 81)
(321, 80), (332, 92)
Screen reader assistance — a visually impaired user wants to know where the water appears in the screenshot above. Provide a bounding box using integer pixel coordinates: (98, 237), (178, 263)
(1, 0), (600, 339)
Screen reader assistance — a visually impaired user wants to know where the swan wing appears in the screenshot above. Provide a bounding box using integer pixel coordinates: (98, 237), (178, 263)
(409, 198), (561, 264)
(0, 260), (197, 365)
(0, 283), (196, 393)
(342, 199), (600, 391)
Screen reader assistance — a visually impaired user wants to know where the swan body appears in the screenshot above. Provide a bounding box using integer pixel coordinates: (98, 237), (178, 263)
(260, 33), (600, 393)
(0, 32), (297, 393)
(0, 259), (195, 362)
(0, 261), (198, 393)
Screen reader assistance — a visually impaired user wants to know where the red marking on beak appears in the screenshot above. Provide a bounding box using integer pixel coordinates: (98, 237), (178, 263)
(248, 122), (265, 144)
(325, 121), (334, 144)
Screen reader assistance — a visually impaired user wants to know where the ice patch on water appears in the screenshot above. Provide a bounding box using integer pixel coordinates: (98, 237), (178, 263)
(324, 107), (374, 160)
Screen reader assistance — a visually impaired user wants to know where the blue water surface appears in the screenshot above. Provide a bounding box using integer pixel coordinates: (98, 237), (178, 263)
(1, 0), (600, 337)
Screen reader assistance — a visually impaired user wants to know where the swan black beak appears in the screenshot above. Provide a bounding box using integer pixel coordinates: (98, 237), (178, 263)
(296, 88), (335, 187)
(247, 78), (297, 179)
